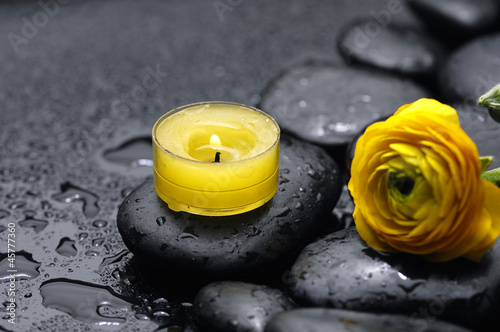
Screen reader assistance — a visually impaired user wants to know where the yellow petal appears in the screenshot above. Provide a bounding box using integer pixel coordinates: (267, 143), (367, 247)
(394, 98), (460, 126)
(463, 181), (500, 261)
(353, 208), (396, 253)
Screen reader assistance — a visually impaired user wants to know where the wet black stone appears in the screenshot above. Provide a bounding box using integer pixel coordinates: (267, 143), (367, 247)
(439, 33), (500, 104)
(117, 136), (342, 278)
(260, 65), (429, 148)
(286, 227), (500, 331)
(193, 281), (295, 332)
(457, 104), (500, 170)
(408, 0), (499, 43)
(338, 20), (445, 76)
(264, 308), (473, 332)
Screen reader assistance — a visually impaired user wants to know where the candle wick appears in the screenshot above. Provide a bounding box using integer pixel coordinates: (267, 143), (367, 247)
(214, 152), (221, 163)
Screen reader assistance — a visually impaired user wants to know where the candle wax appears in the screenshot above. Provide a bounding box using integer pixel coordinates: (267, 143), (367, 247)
(153, 102), (280, 216)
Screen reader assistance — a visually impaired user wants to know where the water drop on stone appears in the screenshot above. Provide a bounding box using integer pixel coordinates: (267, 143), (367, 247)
(156, 216), (166, 226)
(19, 217), (49, 233)
(92, 220), (108, 228)
(52, 182), (100, 218)
(0, 252), (41, 282)
(92, 238), (105, 247)
(55, 237), (77, 257)
(40, 279), (135, 326)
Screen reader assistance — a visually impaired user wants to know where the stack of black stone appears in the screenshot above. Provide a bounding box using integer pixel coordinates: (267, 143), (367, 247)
(118, 1), (500, 331)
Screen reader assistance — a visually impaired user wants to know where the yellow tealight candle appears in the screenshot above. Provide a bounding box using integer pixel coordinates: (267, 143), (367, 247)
(152, 101), (280, 216)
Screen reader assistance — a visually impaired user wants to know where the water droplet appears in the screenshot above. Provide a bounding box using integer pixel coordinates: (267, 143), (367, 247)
(52, 182), (100, 218)
(40, 200), (52, 211)
(92, 238), (105, 247)
(40, 279), (135, 326)
(179, 226), (199, 240)
(55, 237), (77, 257)
(19, 217), (49, 233)
(244, 225), (262, 238)
(85, 251), (99, 256)
(103, 137), (153, 167)
(92, 220), (108, 228)
(121, 187), (134, 198)
(0, 210), (10, 219)
(0, 251), (40, 282)
(79, 233), (89, 241)
(99, 250), (129, 270)
(135, 313), (151, 320)
(274, 207), (291, 217)
(156, 216), (166, 226)
(8, 201), (26, 209)
(153, 311), (170, 319)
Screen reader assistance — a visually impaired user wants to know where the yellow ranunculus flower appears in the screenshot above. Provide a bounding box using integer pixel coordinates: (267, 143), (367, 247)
(348, 98), (500, 262)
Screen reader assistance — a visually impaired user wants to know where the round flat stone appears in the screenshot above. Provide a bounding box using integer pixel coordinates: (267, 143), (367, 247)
(338, 20), (445, 76)
(408, 0), (499, 42)
(117, 136), (342, 278)
(260, 65), (429, 147)
(286, 227), (500, 331)
(439, 33), (500, 104)
(193, 281), (295, 332)
(457, 105), (500, 170)
(264, 308), (473, 332)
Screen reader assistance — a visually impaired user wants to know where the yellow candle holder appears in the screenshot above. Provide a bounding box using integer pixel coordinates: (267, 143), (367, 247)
(152, 101), (280, 216)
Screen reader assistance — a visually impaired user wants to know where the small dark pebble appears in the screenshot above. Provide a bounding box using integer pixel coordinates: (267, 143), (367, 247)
(117, 136), (342, 278)
(264, 308), (473, 332)
(338, 19), (445, 76)
(260, 65), (428, 148)
(286, 227), (500, 331)
(193, 281), (295, 332)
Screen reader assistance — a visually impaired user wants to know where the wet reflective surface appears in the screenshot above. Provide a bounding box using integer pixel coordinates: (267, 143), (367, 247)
(1, 0), (498, 331)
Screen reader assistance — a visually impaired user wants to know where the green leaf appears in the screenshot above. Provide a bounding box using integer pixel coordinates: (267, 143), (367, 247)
(478, 83), (500, 122)
(481, 167), (500, 188)
(479, 156), (493, 173)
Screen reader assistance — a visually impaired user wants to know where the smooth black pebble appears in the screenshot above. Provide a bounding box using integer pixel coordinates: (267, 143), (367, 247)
(193, 281), (295, 332)
(117, 136), (342, 278)
(457, 104), (500, 170)
(439, 33), (500, 104)
(338, 19), (445, 76)
(264, 308), (473, 332)
(260, 65), (429, 148)
(286, 227), (500, 331)
(408, 0), (499, 43)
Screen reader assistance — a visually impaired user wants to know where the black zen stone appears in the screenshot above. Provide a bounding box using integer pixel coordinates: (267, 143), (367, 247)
(193, 281), (295, 332)
(457, 105), (500, 170)
(264, 308), (473, 332)
(439, 33), (500, 104)
(260, 65), (429, 148)
(338, 20), (445, 76)
(117, 136), (342, 278)
(408, 0), (499, 43)
(286, 227), (500, 332)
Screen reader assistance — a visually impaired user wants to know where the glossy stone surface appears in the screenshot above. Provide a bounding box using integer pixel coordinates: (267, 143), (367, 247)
(193, 281), (295, 332)
(286, 227), (500, 331)
(117, 136), (342, 278)
(260, 65), (429, 148)
(408, 0), (499, 42)
(439, 33), (500, 104)
(264, 308), (473, 332)
(457, 105), (500, 170)
(338, 20), (445, 76)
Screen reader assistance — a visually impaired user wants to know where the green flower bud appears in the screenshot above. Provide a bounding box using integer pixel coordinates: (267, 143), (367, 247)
(478, 84), (500, 122)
